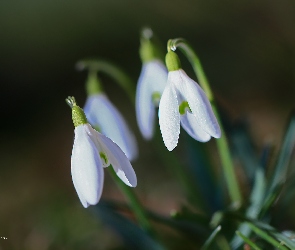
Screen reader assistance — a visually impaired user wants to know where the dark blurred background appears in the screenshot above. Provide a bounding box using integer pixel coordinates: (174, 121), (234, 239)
(0, 0), (295, 249)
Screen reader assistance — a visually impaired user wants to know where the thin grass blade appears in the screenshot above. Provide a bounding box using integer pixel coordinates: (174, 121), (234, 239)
(201, 225), (222, 250)
(236, 231), (262, 250)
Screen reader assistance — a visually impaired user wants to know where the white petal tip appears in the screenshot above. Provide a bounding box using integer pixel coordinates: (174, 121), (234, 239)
(165, 141), (177, 151)
(212, 128), (222, 139)
(79, 195), (98, 208)
(142, 132), (153, 141)
(128, 181), (137, 188)
(82, 203), (89, 208)
(199, 137), (211, 143)
(122, 176), (137, 187)
(125, 181), (137, 187)
(116, 168), (137, 187)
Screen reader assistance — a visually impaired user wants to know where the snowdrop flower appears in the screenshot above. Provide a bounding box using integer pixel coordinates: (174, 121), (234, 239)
(136, 60), (167, 139)
(66, 97), (137, 208)
(83, 71), (138, 161)
(136, 28), (168, 139)
(159, 51), (221, 151)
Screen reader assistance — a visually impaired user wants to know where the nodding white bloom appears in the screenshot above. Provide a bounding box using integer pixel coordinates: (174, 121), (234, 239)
(136, 28), (168, 139)
(84, 93), (138, 161)
(159, 51), (221, 151)
(66, 97), (137, 208)
(136, 59), (167, 139)
(83, 71), (138, 161)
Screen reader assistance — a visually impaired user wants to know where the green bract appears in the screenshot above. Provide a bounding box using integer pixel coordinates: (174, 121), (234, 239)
(72, 105), (87, 127)
(86, 71), (103, 96)
(140, 39), (156, 63)
(165, 51), (181, 72)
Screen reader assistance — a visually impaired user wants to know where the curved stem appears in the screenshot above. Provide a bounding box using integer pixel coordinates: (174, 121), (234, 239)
(77, 59), (135, 103)
(168, 39), (242, 206)
(167, 39), (213, 101)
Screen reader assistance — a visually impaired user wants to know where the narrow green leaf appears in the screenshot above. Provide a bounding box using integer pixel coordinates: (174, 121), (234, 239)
(92, 202), (166, 250)
(153, 127), (208, 212)
(247, 223), (289, 250)
(236, 231), (262, 250)
(108, 167), (153, 235)
(201, 226), (222, 250)
(273, 231), (295, 249)
(248, 221), (295, 249)
(230, 167), (266, 249)
(185, 133), (222, 212)
(231, 123), (259, 181)
(264, 113), (295, 209)
(216, 235), (232, 250)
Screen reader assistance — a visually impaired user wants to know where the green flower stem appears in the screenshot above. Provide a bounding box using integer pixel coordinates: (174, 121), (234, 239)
(107, 167), (154, 235)
(86, 70), (103, 95)
(77, 59), (135, 103)
(167, 39), (213, 101)
(213, 105), (242, 207)
(168, 38), (242, 206)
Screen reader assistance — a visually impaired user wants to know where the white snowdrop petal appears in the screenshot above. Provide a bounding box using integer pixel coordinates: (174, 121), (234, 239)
(136, 63), (155, 140)
(85, 94), (138, 161)
(83, 96), (98, 127)
(71, 125), (104, 207)
(78, 195), (89, 208)
(149, 60), (168, 94)
(159, 84), (180, 151)
(136, 60), (168, 140)
(175, 70), (221, 138)
(180, 111), (211, 142)
(96, 132), (137, 187)
(186, 82), (221, 138)
(85, 125), (110, 168)
(72, 173), (89, 208)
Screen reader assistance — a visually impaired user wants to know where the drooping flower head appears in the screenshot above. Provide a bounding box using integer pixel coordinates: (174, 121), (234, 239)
(136, 28), (168, 139)
(159, 51), (221, 151)
(66, 96), (137, 208)
(81, 68), (138, 161)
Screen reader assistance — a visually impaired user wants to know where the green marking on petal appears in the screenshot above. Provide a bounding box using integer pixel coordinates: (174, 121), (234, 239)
(99, 152), (108, 165)
(152, 92), (161, 105)
(66, 96), (88, 127)
(179, 101), (190, 115)
(93, 125), (101, 133)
